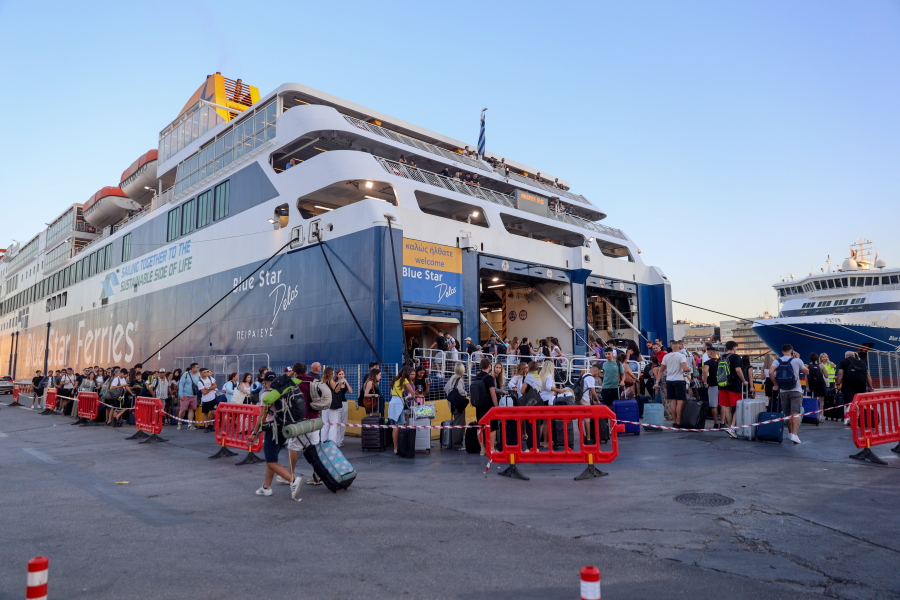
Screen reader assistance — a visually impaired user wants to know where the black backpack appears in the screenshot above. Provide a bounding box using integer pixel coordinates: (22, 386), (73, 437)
(844, 357), (868, 384)
(469, 376), (489, 408)
(266, 376), (306, 441)
(571, 374), (585, 404)
(807, 364), (825, 387)
(435, 336), (448, 351)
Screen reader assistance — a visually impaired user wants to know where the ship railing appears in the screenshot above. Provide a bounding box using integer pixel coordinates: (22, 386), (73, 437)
(375, 157), (516, 208)
(115, 205), (153, 231)
(867, 351), (900, 390)
(155, 186), (175, 210)
(74, 221), (98, 234)
(494, 165), (589, 206)
(343, 114), (490, 173)
(376, 157), (626, 240)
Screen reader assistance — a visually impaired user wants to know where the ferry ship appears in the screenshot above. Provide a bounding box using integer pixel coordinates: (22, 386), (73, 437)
(0, 74), (672, 379)
(753, 240), (900, 379)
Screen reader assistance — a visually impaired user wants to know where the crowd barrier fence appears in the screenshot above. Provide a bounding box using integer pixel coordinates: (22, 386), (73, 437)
(127, 396), (168, 443)
(40, 388), (58, 415)
(849, 390), (900, 464)
(479, 404), (624, 481)
(76, 392), (99, 427)
(212, 403), (265, 464)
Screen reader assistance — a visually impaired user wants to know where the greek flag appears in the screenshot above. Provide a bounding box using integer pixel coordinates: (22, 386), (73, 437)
(477, 108), (487, 158)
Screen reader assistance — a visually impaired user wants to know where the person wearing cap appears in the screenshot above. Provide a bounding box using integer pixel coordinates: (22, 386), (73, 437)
(152, 369), (170, 403)
(249, 370), (303, 499)
(465, 337), (478, 354)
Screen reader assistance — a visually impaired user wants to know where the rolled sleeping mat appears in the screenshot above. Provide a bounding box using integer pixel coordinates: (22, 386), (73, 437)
(281, 418), (324, 439)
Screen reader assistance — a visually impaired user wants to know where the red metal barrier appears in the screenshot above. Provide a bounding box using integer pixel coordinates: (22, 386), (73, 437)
(45, 389), (57, 411)
(849, 390), (900, 464)
(76, 392), (99, 425)
(479, 404), (625, 480)
(128, 396), (168, 443)
(212, 403), (265, 464)
(39, 388), (59, 415)
(10, 384), (29, 406)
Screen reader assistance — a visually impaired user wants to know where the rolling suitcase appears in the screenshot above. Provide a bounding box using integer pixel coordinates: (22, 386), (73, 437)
(398, 426), (416, 458)
(465, 421), (481, 453)
(361, 415), (388, 452)
(412, 417), (432, 453)
(824, 391), (843, 421)
(636, 394), (650, 418)
(801, 397), (820, 425)
(678, 399), (709, 430)
(551, 395), (576, 450)
(735, 398), (766, 440)
(756, 412), (784, 443)
(440, 420), (453, 449)
(303, 441), (356, 492)
(613, 399), (641, 435)
(642, 402), (664, 432)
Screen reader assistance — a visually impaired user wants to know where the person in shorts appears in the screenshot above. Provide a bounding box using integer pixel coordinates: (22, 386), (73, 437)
(659, 340), (689, 425)
(249, 371), (302, 499)
(718, 341), (748, 438)
(177, 363), (201, 430)
(771, 344), (808, 444)
(198, 368), (219, 432)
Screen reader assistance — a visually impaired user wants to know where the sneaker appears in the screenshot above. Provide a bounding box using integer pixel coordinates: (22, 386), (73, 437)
(290, 476), (303, 501)
(177, 423), (182, 430)
(255, 486), (273, 496)
(187, 425), (196, 431)
(307, 475), (323, 486)
(790, 433), (801, 444)
(275, 475), (290, 485)
(726, 428), (738, 439)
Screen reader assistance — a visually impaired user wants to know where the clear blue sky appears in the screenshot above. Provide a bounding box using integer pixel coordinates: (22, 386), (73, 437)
(1, 1), (897, 325)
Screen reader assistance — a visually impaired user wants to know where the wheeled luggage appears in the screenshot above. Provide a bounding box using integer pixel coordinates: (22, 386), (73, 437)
(412, 417), (432, 453)
(642, 402), (664, 432)
(361, 415), (388, 452)
(440, 420), (453, 449)
(636, 394), (650, 418)
(824, 391), (843, 421)
(735, 398), (766, 440)
(303, 440), (356, 492)
(398, 426), (416, 458)
(551, 395), (576, 450)
(465, 421), (480, 453)
(756, 412), (784, 443)
(613, 398), (641, 435)
(678, 399), (709, 430)
(801, 397), (820, 425)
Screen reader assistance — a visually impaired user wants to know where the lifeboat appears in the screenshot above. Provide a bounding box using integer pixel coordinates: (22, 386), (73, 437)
(83, 187), (141, 230)
(119, 149), (159, 206)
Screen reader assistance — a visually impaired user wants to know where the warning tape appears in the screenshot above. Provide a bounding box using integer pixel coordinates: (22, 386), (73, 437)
(620, 403), (851, 433)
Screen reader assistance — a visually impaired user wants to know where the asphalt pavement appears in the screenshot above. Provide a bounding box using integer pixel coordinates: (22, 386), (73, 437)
(1, 398), (898, 600)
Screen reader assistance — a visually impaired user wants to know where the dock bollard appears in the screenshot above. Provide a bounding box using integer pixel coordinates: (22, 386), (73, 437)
(580, 566), (600, 600)
(27, 556), (49, 600)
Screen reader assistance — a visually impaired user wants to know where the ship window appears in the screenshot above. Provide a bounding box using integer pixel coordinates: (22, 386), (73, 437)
(882, 276), (890, 285)
(214, 181), (230, 221)
(841, 277), (848, 287)
(182, 199), (196, 235)
(849, 277), (855, 286)
(834, 278), (842, 288)
(799, 310), (809, 316)
(197, 190), (212, 228)
(105, 244), (112, 270)
(826, 279), (834, 289)
(864, 277), (873, 286)
(167, 207), (181, 241)
(814, 308), (829, 315)
(891, 275), (899, 284)
(122, 234), (132, 262)
(834, 307), (847, 313)
(779, 289), (785, 297)
(813, 281), (821, 290)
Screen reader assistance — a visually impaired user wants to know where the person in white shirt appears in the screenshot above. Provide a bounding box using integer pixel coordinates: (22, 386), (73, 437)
(57, 368), (76, 415)
(659, 340), (690, 425)
(198, 368), (219, 432)
(107, 369), (130, 426)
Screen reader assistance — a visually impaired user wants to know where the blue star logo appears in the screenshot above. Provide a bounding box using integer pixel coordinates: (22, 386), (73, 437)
(101, 272), (119, 300)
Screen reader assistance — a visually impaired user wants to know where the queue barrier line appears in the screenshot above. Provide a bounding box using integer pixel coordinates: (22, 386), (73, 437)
(212, 403), (265, 464)
(479, 404), (624, 481)
(618, 403), (855, 433)
(849, 390), (900, 465)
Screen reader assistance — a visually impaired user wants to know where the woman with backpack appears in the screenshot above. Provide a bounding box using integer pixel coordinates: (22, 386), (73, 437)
(741, 356), (755, 399)
(807, 353), (829, 423)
